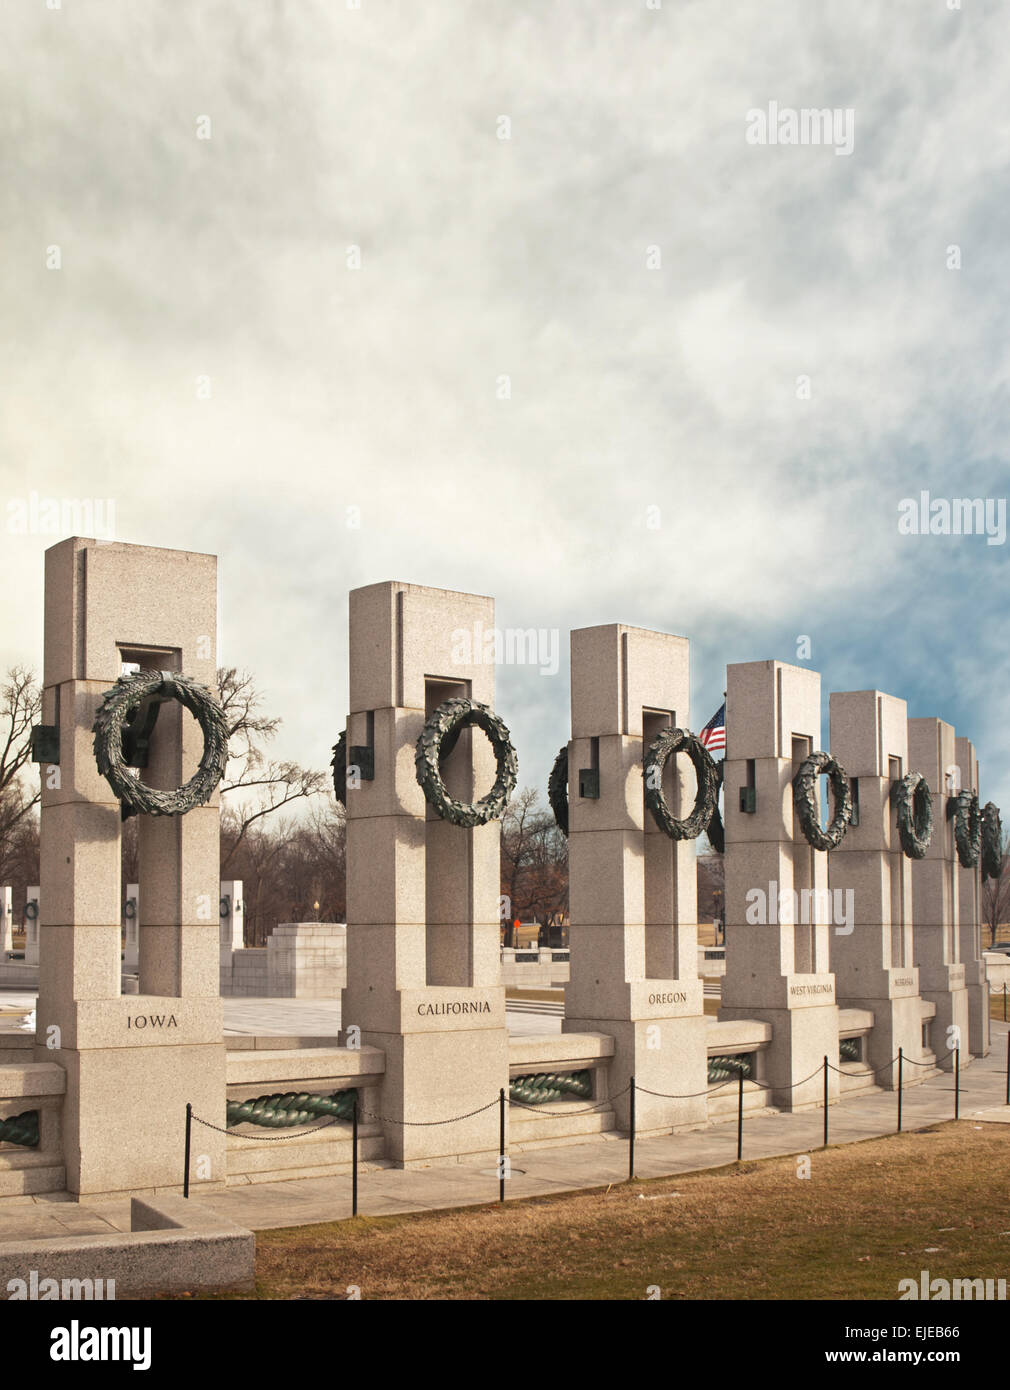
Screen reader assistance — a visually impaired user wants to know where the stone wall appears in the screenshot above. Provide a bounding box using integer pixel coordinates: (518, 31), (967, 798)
(984, 953), (1010, 990)
(266, 923), (346, 998)
(219, 925), (348, 998)
(500, 948), (569, 988)
(222, 948), (268, 997)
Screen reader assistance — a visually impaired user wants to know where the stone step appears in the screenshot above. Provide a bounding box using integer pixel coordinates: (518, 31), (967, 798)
(706, 1083), (776, 1120)
(0, 1037), (34, 1067)
(505, 1000), (565, 1016)
(226, 1127), (385, 1179)
(0, 1152), (66, 1197)
(0, 1061), (66, 1099)
(508, 1106), (617, 1152)
(837, 1074), (884, 1098)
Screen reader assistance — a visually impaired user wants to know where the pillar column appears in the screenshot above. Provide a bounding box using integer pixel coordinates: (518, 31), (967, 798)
(907, 717), (969, 1071)
(1, 887), (12, 955)
(25, 886), (40, 967)
(220, 880), (244, 955)
(828, 691), (931, 1084)
(720, 661), (840, 1110)
(35, 537), (226, 1195)
(954, 736), (989, 1058)
(562, 624), (707, 1133)
(340, 582), (508, 1166)
(123, 882), (139, 973)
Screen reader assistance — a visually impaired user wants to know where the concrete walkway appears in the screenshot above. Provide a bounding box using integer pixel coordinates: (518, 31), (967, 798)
(202, 1021), (1010, 1230)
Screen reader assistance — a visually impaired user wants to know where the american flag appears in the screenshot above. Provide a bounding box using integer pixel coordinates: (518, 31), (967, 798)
(699, 702), (726, 754)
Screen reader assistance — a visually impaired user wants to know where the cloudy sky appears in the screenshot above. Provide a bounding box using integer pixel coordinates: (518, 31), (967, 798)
(2, 0), (1009, 811)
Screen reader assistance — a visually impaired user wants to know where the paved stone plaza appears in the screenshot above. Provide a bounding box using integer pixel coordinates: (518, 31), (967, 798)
(0, 990), (563, 1041)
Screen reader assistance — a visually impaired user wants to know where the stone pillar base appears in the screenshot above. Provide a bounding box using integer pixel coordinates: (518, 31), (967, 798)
(53, 1036), (227, 1196)
(964, 962), (991, 1058)
(838, 991), (937, 1090)
(362, 1019), (509, 1166)
(919, 966), (971, 1071)
(719, 1000), (841, 1111)
(563, 1012), (708, 1133)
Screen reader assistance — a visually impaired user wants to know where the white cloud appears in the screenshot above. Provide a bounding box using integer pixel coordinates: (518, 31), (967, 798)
(1, 0), (1008, 804)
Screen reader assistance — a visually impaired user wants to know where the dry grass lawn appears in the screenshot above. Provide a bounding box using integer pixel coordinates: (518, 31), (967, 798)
(175, 1121), (1010, 1301)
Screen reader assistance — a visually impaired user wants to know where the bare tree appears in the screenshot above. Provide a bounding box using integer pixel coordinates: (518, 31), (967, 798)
(0, 667), (41, 896)
(211, 668), (344, 942)
(523, 815), (568, 939)
(697, 850), (725, 930)
(220, 813), (291, 946)
(982, 827), (1010, 948)
(216, 667), (329, 871)
(1, 816), (39, 932)
(500, 788), (568, 944)
(500, 787), (540, 928)
(221, 800), (346, 946)
(278, 801), (347, 925)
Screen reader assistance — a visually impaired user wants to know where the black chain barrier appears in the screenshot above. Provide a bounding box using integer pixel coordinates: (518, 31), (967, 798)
(743, 1063), (828, 1094)
(189, 1043), (960, 1138)
(902, 1049), (956, 1067)
(825, 1047), (956, 1078)
(359, 1099), (500, 1127)
(508, 1083), (631, 1118)
(635, 1079), (739, 1100)
(184, 1035), (989, 1206)
(191, 1112), (348, 1141)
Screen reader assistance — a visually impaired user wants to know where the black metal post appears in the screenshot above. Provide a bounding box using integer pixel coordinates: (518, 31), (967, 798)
(897, 1048), (903, 1133)
(352, 1096), (358, 1217)
(954, 1048), (960, 1120)
(736, 1066), (744, 1161)
(183, 1102), (192, 1199)
(499, 1087), (506, 1203)
(823, 1056), (829, 1148)
(629, 1076), (636, 1181)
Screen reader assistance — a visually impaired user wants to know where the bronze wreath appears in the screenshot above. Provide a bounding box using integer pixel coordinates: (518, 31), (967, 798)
(330, 729), (347, 806)
(547, 744), (569, 836)
(792, 751), (852, 851)
(953, 790), (981, 869)
(330, 728), (375, 807)
(92, 671), (228, 818)
(707, 758), (725, 854)
(415, 697), (518, 827)
(895, 772), (933, 860)
(642, 728), (719, 841)
(982, 801), (1002, 880)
